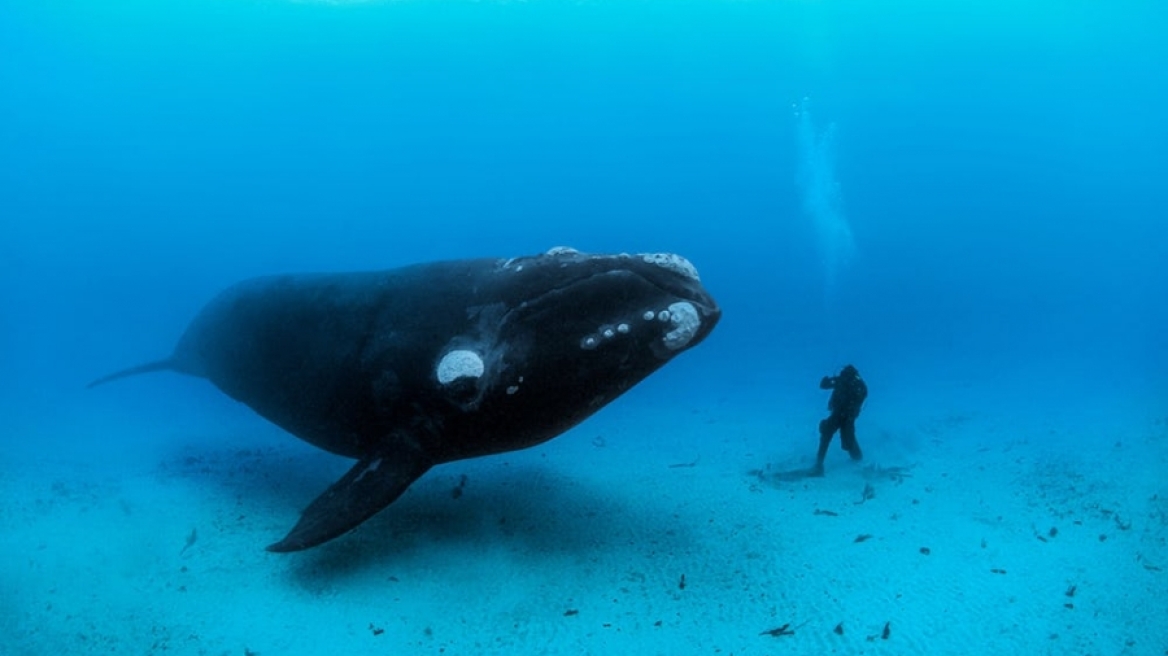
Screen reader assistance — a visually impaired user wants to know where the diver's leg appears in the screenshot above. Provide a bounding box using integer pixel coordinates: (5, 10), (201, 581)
(841, 418), (862, 461)
(812, 417), (837, 476)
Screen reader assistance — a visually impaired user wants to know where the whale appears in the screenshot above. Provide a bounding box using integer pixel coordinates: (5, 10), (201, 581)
(89, 247), (721, 551)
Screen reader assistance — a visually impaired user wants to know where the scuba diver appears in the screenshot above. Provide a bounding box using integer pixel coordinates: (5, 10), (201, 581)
(810, 364), (867, 477)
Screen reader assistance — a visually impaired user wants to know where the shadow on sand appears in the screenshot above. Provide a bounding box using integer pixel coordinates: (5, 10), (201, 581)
(155, 438), (697, 587)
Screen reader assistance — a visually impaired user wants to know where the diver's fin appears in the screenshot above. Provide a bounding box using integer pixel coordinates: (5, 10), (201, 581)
(267, 450), (432, 552)
(86, 359), (175, 389)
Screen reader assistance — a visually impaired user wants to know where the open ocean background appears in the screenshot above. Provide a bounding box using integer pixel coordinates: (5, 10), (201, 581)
(2, 0), (1166, 418)
(2, 1), (1166, 654)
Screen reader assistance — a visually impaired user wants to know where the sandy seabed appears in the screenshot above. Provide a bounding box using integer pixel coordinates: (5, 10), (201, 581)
(2, 392), (1166, 656)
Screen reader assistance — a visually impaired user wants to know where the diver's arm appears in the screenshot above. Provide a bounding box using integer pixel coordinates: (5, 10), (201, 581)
(820, 376), (836, 390)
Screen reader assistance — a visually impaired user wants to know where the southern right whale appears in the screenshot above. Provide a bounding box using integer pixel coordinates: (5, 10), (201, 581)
(89, 247), (721, 551)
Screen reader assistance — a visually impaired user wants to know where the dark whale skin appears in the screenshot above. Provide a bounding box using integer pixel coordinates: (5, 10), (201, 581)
(89, 247), (721, 551)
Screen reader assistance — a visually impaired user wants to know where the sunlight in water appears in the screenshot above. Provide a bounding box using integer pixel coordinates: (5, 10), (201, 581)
(794, 97), (855, 300)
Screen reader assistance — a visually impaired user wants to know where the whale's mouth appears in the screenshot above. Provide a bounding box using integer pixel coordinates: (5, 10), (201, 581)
(629, 257), (721, 333)
(496, 246), (721, 355)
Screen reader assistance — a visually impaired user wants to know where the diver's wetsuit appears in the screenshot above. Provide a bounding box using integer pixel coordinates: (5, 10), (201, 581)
(813, 365), (867, 474)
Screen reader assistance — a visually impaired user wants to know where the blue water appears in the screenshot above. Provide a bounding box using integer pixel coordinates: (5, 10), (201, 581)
(4, 1), (1166, 402)
(2, 0), (1166, 651)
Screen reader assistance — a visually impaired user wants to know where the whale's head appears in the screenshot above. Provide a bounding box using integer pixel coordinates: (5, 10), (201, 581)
(500, 246), (721, 360)
(431, 247), (720, 456)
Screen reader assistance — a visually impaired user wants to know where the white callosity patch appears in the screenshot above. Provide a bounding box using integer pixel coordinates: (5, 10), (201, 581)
(581, 322), (633, 352)
(436, 349), (485, 384)
(504, 246), (581, 273)
(545, 246), (580, 256)
(639, 252), (700, 281)
(662, 302), (700, 351)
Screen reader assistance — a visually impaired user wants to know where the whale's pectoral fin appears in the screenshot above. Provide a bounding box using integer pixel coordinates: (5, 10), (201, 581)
(87, 359), (176, 389)
(267, 449), (432, 553)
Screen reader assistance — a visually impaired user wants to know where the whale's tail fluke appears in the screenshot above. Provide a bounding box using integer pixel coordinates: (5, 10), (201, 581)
(87, 359), (175, 389)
